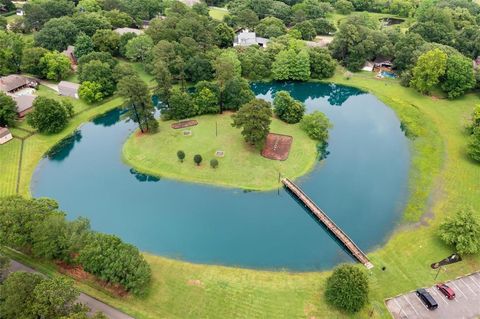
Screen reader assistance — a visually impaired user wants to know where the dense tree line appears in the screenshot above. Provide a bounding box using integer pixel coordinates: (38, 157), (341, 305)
(0, 196), (151, 296)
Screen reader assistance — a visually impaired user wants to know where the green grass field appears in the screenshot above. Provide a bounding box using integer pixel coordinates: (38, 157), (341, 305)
(209, 7), (229, 21)
(123, 114), (318, 190)
(0, 139), (21, 197)
(1, 69), (480, 318)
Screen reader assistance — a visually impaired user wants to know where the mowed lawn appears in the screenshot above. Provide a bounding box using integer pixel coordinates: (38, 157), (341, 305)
(123, 114), (318, 190)
(209, 7), (229, 21)
(0, 139), (21, 197)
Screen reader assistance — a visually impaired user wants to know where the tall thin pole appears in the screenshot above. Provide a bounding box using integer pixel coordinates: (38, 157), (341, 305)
(434, 267), (441, 280)
(216, 121), (218, 137)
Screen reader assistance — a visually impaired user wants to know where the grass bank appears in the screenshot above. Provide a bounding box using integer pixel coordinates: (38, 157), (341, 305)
(123, 113), (318, 190)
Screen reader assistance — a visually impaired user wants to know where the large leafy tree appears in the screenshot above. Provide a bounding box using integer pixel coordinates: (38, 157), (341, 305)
(34, 17), (79, 51)
(214, 22), (235, 48)
(237, 46), (271, 80)
(185, 54), (214, 83)
(78, 59), (116, 96)
(74, 33), (94, 59)
(0, 272), (44, 319)
(27, 97), (73, 134)
(165, 87), (197, 120)
(410, 49), (447, 94)
(308, 47), (335, 79)
(439, 208), (480, 254)
(39, 51), (72, 81)
(325, 264), (369, 313)
(231, 98), (272, 147)
(300, 110), (332, 143)
(78, 232), (151, 295)
(272, 48), (310, 81)
(393, 32), (425, 71)
(24, 0), (75, 31)
(0, 92), (17, 127)
(273, 90), (305, 124)
(79, 81), (104, 104)
(222, 77), (255, 111)
(255, 17), (287, 38)
(410, 7), (455, 46)
(0, 30), (24, 75)
(21, 47), (49, 76)
(441, 53), (476, 99)
(72, 12), (112, 37)
(104, 9), (134, 28)
(92, 29), (120, 55)
(194, 87), (220, 115)
(125, 35), (154, 63)
(32, 277), (82, 319)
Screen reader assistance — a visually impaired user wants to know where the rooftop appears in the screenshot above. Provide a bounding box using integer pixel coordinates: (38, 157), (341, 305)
(114, 28), (144, 36)
(0, 127), (11, 138)
(0, 75), (29, 93)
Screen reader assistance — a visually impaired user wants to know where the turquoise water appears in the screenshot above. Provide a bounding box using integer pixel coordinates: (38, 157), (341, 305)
(381, 70), (397, 79)
(31, 82), (410, 271)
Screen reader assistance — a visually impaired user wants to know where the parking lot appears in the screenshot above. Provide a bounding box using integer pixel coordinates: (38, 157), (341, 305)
(386, 272), (480, 319)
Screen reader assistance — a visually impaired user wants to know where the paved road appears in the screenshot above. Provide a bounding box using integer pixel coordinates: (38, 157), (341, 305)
(386, 272), (480, 319)
(6, 259), (135, 319)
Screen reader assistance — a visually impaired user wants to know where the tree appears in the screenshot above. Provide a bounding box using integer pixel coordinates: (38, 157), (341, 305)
(325, 264), (369, 313)
(79, 81), (104, 103)
(273, 91), (305, 124)
(335, 0), (354, 14)
(410, 7), (455, 46)
(72, 12), (112, 37)
(78, 232), (151, 295)
(32, 277), (82, 319)
(0, 92), (17, 127)
(152, 60), (172, 104)
(0, 272), (44, 319)
(237, 46), (271, 80)
(300, 111), (332, 143)
(468, 127), (480, 162)
(293, 21), (316, 41)
(214, 22), (235, 48)
(410, 49), (447, 94)
(21, 47), (49, 77)
(0, 255), (9, 282)
(186, 54), (214, 83)
(166, 87), (197, 120)
(255, 17), (287, 38)
(210, 158), (219, 168)
(0, 16), (7, 31)
(104, 9), (134, 28)
(308, 47), (336, 79)
(441, 53), (476, 99)
(24, 0), (75, 31)
(77, 0), (101, 12)
(78, 59), (115, 96)
(34, 17), (79, 51)
(27, 97), (73, 134)
(39, 51), (72, 81)
(119, 32), (137, 57)
(310, 18), (336, 35)
(177, 150), (185, 162)
(231, 98), (272, 147)
(214, 50), (242, 85)
(92, 29), (120, 55)
(0, 31), (24, 75)
(194, 87), (220, 114)
(31, 212), (71, 260)
(222, 77), (255, 111)
(439, 208), (480, 254)
(117, 75), (158, 133)
(74, 33), (94, 59)
(393, 32), (425, 71)
(125, 35), (154, 63)
(194, 154), (203, 166)
(272, 49), (310, 81)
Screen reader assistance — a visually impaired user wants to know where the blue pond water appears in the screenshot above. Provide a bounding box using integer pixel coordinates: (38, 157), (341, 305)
(31, 82), (410, 271)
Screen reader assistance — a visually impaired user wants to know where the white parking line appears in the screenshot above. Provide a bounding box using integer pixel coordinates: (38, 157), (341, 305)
(460, 278), (477, 296)
(450, 281), (468, 299)
(428, 288), (448, 305)
(403, 295), (420, 316)
(393, 298), (409, 318)
(468, 276), (480, 292)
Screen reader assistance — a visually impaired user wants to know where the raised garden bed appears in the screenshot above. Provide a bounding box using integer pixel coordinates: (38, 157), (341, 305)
(171, 120), (198, 129)
(261, 133), (293, 161)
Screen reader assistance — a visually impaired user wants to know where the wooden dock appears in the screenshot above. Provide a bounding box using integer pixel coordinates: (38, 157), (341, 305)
(282, 178), (374, 269)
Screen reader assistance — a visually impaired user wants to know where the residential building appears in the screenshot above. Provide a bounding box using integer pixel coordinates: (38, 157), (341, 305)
(233, 29), (269, 47)
(0, 127), (13, 145)
(58, 81), (80, 99)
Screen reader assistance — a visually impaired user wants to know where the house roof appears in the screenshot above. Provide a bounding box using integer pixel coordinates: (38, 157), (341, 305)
(0, 127), (11, 138)
(13, 95), (36, 113)
(234, 29), (270, 46)
(114, 27), (144, 36)
(0, 75), (29, 93)
(373, 56), (393, 64)
(58, 81), (80, 95)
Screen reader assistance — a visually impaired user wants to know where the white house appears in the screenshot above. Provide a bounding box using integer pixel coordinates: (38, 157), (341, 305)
(114, 27), (144, 36)
(0, 127), (13, 145)
(233, 29), (269, 47)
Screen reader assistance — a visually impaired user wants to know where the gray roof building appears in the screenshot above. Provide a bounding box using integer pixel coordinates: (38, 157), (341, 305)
(233, 29), (269, 47)
(0, 75), (29, 93)
(114, 27), (144, 36)
(13, 95), (36, 116)
(58, 81), (80, 99)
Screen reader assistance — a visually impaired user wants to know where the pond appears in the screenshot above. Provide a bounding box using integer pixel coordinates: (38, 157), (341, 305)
(31, 82), (410, 271)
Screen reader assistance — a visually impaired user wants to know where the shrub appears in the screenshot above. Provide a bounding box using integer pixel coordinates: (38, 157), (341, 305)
(325, 264), (369, 313)
(273, 90), (305, 124)
(439, 207), (480, 254)
(177, 150), (186, 162)
(210, 158), (219, 168)
(300, 111), (332, 144)
(79, 81), (104, 103)
(468, 127), (480, 162)
(27, 97), (73, 134)
(194, 154), (203, 166)
(335, 0), (354, 14)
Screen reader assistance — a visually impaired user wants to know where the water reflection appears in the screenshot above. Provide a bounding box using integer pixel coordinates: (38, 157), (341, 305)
(93, 108), (121, 127)
(129, 168), (161, 182)
(46, 130), (82, 161)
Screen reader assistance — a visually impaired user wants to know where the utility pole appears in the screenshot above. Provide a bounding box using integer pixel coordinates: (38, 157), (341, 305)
(216, 121), (218, 137)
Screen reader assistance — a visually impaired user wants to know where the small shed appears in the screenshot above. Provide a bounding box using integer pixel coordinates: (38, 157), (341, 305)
(114, 27), (144, 36)
(58, 81), (80, 99)
(0, 127), (13, 145)
(13, 95), (36, 117)
(362, 61), (374, 72)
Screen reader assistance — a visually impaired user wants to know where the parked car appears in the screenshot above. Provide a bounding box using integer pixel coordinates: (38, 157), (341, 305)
(436, 283), (455, 300)
(416, 289), (438, 310)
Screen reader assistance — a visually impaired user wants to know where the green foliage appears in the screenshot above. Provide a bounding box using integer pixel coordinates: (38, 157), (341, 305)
(78, 232), (151, 295)
(214, 22), (235, 48)
(325, 264), (369, 313)
(468, 127), (480, 162)
(104, 9), (134, 28)
(410, 49), (447, 94)
(72, 12), (112, 37)
(0, 272), (44, 319)
(78, 59), (115, 96)
(222, 77), (255, 111)
(92, 29), (120, 55)
(194, 87), (220, 115)
(308, 47), (336, 79)
(125, 35), (154, 62)
(0, 92), (17, 127)
(410, 7), (455, 46)
(439, 207), (480, 254)
(0, 255), (9, 281)
(21, 47), (49, 77)
(32, 277), (82, 319)
(310, 18), (336, 35)
(0, 30), (24, 75)
(272, 49), (310, 81)
(273, 91), (305, 124)
(24, 0), (75, 31)
(34, 17), (79, 51)
(214, 50), (242, 85)
(231, 98), (272, 147)
(441, 53), (476, 99)
(237, 46), (271, 80)
(255, 17), (287, 38)
(177, 150), (185, 162)
(393, 32), (425, 71)
(194, 154), (203, 165)
(79, 81), (104, 104)
(74, 33), (94, 59)
(77, 0), (101, 12)
(293, 21), (316, 41)
(39, 51), (72, 81)
(210, 158), (219, 168)
(335, 0), (354, 14)
(27, 97), (73, 134)
(186, 54), (214, 83)
(300, 111), (332, 143)
(166, 87), (197, 120)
